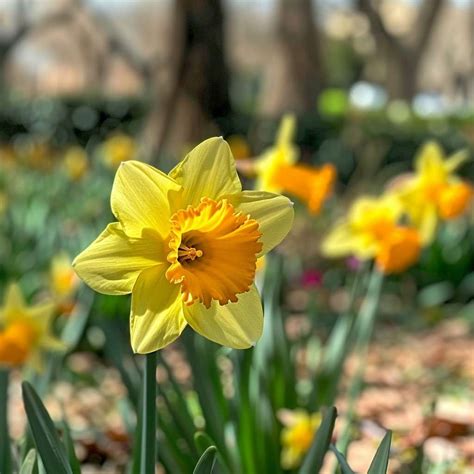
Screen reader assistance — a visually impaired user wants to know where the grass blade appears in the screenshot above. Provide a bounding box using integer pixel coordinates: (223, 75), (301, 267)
(367, 431), (392, 474)
(20, 449), (37, 474)
(61, 421), (80, 474)
(21, 382), (72, 474)
(299, 407), (337, 474)
(193, 446), (217, 474)
(0, 369), (12, 474)
(329, 444), (356, 474)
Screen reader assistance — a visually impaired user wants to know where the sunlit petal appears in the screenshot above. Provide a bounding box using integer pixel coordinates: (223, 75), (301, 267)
(169, 137), (241, 207)
(184, 285), (263, 349)
(73, 223), (165, 295)
(130, 266), (186, 353)
(111, 160), (182, 238)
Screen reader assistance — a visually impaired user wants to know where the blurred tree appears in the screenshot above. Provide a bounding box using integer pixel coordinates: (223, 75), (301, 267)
(0, 1), (73, 93)
(143, 0), (232, 158)
(357, 0), (445, 100)
(259, 0), (326, 114)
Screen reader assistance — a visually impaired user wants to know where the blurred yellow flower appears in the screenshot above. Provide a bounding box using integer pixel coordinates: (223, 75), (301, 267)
(0, 192), (7, 215)
(74, 137), (294, 353)
(0, 284), (64, 370)
(50, 254), (79, 315)
(63, 146), (88, 181)
(101, 133), (137, 168)
(279, 409), (321, 469)
(254, 115), (336, 214)
(395, 142), (472, 243)
(255, 114), (298, 192)
(322, 194), (421, 274)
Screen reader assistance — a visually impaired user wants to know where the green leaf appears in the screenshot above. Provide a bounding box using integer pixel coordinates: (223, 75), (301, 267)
(193, 446), (217, 474)
(61, 421), (80, 474)
(0, 369), (12, 474)
(20, 449), (37, 474)
(298, 407), (337, 474)
(21, 382), (72, 474)
(367, 431), (392, 474)
(194, 432), (215, 454)
(329, 444), (356, 474)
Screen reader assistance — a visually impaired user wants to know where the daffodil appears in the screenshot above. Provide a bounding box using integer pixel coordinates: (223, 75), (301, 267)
(101, 133), (137, 168)
(50, 253), (80, 315)
(255, 114), (299, 192)
(63, 146), (88, 181)
(50, 253), (79, 299)
(322, 194), (421, 274)
(0, 191), (7, 215)
(254, 115), (336, 214)
(395, 142), (472, 243)
(0, 284), (64, 370)
(74, 137), (294, 353)
(279, 409), (321, 469)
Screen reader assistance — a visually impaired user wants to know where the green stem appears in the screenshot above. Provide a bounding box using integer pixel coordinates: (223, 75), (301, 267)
(336, 268), (384, 460)
(140, 352), (157, 474)
(0, 368), (11, 474)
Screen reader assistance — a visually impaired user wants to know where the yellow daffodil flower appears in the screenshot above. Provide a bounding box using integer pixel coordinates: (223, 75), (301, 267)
(50, 253), (80, 315)
(63, 146), (88, 181)
(255, 114), (298, 192)
(322, 194), (421, 274)
(74, 137), (294, 353)
(0, 192), (7, 215)
(395, 142), (473, 243)
(254, 115), (336, 214)
(50, 253), (79, 299)
(279, 409), (321, 469)
(101, 133), (137, 168)
(0, 284), (64, 370)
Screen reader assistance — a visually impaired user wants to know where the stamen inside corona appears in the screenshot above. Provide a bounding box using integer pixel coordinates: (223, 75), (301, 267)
(166, 198), (262, 308)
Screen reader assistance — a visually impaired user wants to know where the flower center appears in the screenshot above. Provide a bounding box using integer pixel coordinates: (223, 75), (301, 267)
(0, 321), (37, 367)
(270, 164), (336, 214)
(376, 227), (421, 274)
(166, 198), (262, 308)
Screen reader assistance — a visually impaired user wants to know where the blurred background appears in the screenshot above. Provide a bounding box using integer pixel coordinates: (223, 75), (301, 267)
(0, 1), (473, 473)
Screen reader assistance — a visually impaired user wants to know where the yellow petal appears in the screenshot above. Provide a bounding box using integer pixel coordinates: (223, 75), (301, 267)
(130, 266), (186, 353)
(73, 223), (164, 295)
(226, 191), (294, 256)
(321, 222), (376, 259)
(277, 114), (296, 147)
(445, 149), (469, 174)
(418, 205), (438, 244)
(111, 160), (182, 238)
(169, 137), (241, 207)
(39, 334), (67, 352)
(415, 142), (446, 181)
(184, 285), (263, 349)
(3, 283), (25, 311)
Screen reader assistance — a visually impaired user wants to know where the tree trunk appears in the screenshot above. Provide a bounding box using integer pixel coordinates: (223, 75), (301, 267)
(144, 0), (231, 159)
(259, 0), (325, 115)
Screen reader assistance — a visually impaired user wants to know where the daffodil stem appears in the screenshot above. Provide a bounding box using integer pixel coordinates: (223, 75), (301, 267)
(335, 268), (384, 463)
(0, 369), (11, 474)
(140, 352), (157, 474)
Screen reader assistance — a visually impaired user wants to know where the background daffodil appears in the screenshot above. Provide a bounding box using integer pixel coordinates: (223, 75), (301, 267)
(254, 115), (336, 214)
(0, 283), (64, 370)
(322, 194), (421, 274)
(279, 409), (321, 469)
(255, 114), (298, 192)
(395, 141), (472, 243)
(74, 137), (294, 353)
